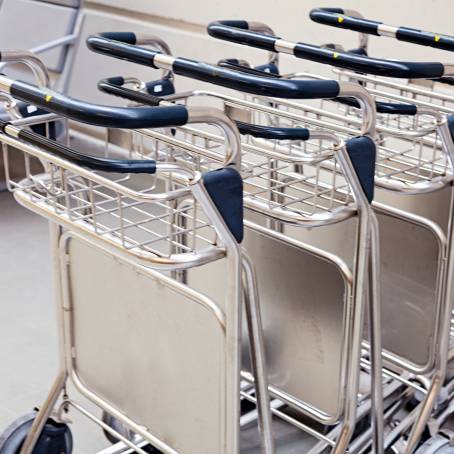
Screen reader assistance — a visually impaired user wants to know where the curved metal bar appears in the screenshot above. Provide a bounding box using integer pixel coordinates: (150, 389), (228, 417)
(187, 106), (241, 170)
(0, 49), (50, 87)
(129, 33), (174, 81)
(242, 21), (279, 66)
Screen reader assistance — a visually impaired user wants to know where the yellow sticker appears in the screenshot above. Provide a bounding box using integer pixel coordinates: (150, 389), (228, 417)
(338, 16), (344, 23)
(435, 35), (441, 42)
(333, 52), (339, 59)
(45, 94), (53, 102)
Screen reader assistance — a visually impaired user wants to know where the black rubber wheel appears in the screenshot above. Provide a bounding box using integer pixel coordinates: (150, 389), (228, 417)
(0, 411), (72, 454)
(415, 435), (454, 453)
(101, 412), (162, 452)
(101, 411), (134, 445)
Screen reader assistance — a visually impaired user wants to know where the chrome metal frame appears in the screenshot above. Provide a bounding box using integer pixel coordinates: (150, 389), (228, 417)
(1, 107), (275, 453)
(158, 80), (454, 452)
(221, 66), (454, 452)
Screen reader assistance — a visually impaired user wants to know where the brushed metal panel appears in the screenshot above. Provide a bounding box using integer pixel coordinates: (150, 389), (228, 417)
(66, 237), (227, 454)
(242, 227), (348, 418)
(376, 211), (441, 372)
(188, 224), (350, 419)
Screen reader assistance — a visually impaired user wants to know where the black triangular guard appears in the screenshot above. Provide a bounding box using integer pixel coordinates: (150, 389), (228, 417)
(345, 135), (376, 203)
(447, 115), (454, 143)
(203, 167), (244, 243)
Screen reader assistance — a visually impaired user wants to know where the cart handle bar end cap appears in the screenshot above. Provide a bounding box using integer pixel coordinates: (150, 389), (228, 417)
(203, 167), (244, 243)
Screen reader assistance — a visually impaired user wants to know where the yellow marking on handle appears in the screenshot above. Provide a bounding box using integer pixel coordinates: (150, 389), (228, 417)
(333, 52), (339, 59)
(435, 35), (441, 42)
(338, 16), (344, 23)
(45, 94), (53, 102)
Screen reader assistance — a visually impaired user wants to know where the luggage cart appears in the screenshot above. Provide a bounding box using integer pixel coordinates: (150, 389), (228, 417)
(203, 21), (454, 453)
(87, 33), (384, 453)
(305, 15), (454, 452)
(0, 75), (277, 454)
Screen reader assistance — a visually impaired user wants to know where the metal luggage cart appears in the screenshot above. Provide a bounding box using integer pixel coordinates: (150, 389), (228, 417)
(87, 33), (384, 454)
(202, 21), (454, 453)
(175, 90), (451, 454)
(0, 75), (278, 454)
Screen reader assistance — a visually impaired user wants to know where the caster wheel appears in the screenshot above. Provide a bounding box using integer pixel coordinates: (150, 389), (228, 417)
(101, 412), (134, 445)
(415, 435), (454, 453)
(101, 413), (161, 453)
(0, 411), (72, 454)
(141, 445), (161, 453)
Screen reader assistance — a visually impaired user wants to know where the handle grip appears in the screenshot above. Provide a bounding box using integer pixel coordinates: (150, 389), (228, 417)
(217, 59), (280, 77)
(98, 76), (163, 106)
(0, 50), (50, 87)
(86, 34), (342, 100)
(310, 9), (381, 36)
(99, 32), (174, 82)
(0, 75), (188, 129)
(98, 78), (327, 139)
(310, 8), (454, 52)
(1, 120), (157, 174)
(207, 20), (447, 79)
(336, 96), (417, 116)
(235, 121), (310, 141)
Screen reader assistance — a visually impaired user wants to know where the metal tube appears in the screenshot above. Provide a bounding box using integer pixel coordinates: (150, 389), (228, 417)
(19, 371), (67, 454)
(0, 50), (50, 87)
(333, 143), (375, 453)
(186, 106), (242, 170)
(338, 82), (377, 137)
(368, 211), (384, 454)
(134, 33), (173, 81)
(242, 252), (275, 454)
(247, 21), (279, 66)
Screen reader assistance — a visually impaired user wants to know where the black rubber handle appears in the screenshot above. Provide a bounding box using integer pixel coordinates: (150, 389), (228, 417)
(0, 120), (157, 174)
(310, 9), (381, 36)
(86, 34), (342, 99)
(99, 67), (415, 117)
(217, 59), (281, 78)
(235, 121), (310, 140)
(6, 78), (188, 129)
(98, 76), (163, 106)
(207, 20), (446, 79)
(335, 96), (417, 115)
(310, 8), (454, 52)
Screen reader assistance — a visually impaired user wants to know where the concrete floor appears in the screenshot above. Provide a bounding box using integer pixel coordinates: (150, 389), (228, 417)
(0, 190), (106, 452)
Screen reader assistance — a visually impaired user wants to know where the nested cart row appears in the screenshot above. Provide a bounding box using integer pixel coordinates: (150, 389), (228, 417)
(2, 6), (454, 454)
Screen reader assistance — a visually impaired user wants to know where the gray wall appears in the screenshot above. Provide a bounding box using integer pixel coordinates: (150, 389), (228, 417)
(65, 0), (454, 103)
